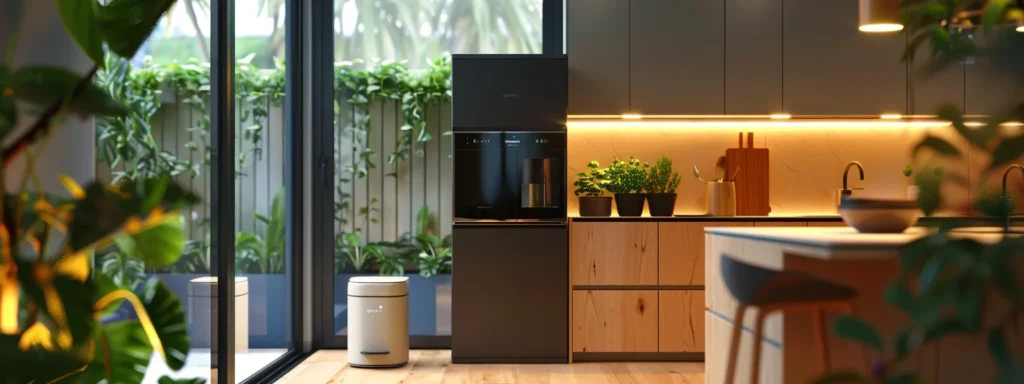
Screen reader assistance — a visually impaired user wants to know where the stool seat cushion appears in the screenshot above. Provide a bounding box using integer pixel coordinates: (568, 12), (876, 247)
(721, 254), (856, 306)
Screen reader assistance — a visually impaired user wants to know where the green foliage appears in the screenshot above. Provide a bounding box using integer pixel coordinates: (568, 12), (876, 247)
(902, 165), (913, 178)
(645, 156), (681, 193)
(9, 65), (127, 117)
(605, 157), (650, 194)
(99, 249), (147, 292)
(335, 232), (383, 273)
(573, 161), (609, 197)
(236, 188), (286, 274)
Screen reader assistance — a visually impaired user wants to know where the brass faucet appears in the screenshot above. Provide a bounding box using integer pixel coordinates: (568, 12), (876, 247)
(837, 161), (865, 209)
(1002, 164), (1024, 197)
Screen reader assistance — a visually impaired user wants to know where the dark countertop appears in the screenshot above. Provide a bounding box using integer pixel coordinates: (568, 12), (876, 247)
(570, 215), (1024, 225)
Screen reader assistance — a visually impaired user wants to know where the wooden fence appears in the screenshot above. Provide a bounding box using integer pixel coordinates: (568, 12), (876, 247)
(95, 96), (453, 244)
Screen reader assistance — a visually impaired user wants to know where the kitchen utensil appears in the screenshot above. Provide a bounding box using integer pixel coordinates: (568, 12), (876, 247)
(728, 167), (741, 182)
(706, 182), (737, 217)
(693, 165), (707, 183)
(725, 132), (770, 216)
(715, 156), (727, 182)
(838, 198), (919, 233)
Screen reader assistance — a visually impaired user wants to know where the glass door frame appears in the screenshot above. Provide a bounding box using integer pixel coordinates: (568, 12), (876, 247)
(311, 0), (565, 350)
(210, 0), (309, 382)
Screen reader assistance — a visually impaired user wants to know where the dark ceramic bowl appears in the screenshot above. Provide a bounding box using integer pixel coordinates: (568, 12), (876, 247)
(838, 198), (920, 233)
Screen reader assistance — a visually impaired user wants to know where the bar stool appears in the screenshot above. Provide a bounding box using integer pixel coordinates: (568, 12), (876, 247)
(720, 254), (857, 384)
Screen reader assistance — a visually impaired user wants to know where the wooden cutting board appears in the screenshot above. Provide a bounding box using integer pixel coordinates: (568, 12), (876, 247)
(725, 133), (770, 216)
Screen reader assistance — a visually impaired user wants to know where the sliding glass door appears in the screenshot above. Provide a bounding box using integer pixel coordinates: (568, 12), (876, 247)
(88, 0), (305, 382)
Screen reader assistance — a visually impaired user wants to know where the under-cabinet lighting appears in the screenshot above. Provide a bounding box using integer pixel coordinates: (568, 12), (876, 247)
(1017, 25), (1024, 32)
(880, 114), (902, 119)
(859, 24), (904, 32)
(566, 120), (952, 129)
(621, 114), (643, 120)
(769, 113), (792, 120)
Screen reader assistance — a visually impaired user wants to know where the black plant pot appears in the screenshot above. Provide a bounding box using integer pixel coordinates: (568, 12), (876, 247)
(614, 193), (647, 216)
(647, 193), (677, 217)
(579, 196), (613, 217)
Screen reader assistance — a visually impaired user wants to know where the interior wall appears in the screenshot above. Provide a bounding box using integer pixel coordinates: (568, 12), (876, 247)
(566, 125), (1023, 217)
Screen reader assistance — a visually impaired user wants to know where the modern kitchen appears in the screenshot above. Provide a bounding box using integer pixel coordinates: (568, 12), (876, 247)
(437, 0), (1024, 383)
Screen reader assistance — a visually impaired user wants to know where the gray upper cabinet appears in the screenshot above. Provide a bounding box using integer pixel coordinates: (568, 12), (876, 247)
(908, 44), (964, 116)
(783, 0), (907, 115)
(630, 0), (725, 115)
(725, 0), (783, 115)
(965, 31), (1024, 117)
(567, 0), (631, 115)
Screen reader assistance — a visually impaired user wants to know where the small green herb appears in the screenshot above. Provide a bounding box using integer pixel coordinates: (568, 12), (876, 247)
(902, 164), (913, 178)
(573, 160), (608, 197)
(606, 157), (650, 194)
(646, 156), (680, 193)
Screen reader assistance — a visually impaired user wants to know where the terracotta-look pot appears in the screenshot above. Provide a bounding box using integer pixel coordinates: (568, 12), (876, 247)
(578, 196), (612, 217)
(614, 193), (646, 216)
(647, 193), (677, 217)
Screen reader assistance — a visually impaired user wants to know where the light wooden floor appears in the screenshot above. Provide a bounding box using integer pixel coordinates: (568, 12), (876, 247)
(275, 350), (705, 384)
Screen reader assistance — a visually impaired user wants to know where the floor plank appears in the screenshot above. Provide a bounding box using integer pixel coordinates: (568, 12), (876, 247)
(277, 350), (705, 384)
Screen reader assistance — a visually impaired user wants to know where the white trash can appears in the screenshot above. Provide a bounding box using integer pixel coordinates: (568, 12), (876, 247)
(188, 277), (248, 354)
(347, 276), (409, 368)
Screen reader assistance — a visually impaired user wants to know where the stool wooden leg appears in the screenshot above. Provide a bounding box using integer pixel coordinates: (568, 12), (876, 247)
(749, 308), (769, 384)
(723, 304), (747, 384)
(813, 309), (830, 372)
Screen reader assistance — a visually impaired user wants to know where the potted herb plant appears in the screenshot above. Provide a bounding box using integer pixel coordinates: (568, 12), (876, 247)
(606, 157), (650, 216)
(573, 160), (612, 216)
(646, 156), (681, 216)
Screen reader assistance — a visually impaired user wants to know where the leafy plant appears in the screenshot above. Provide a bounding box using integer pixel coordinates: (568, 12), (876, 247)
(902, 164), (913, 178)
(409, 205), (452, 277)
(645, 156), (681, 193)
(815, 3), (1024, 383)
(98, 249), (147, 292)
(605, 157), (650, 194)
(334, 233), (383, 273)
(236, 188), (286, 274)
(573, 160), (609, 197)
(0, 1), (208, 382)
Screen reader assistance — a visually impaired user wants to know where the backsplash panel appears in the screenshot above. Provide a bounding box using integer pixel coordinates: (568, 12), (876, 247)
(565, 125), (1016, 216)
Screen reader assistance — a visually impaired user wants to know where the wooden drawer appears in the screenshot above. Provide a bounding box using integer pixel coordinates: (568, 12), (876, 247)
(659, 222), (751, 285)
(572, 290), (658, 352)
(659, 290), (705, 352)
(808, 221), (848, 227)
(753, 221), (806, 227)
(571, 222), (658, 286)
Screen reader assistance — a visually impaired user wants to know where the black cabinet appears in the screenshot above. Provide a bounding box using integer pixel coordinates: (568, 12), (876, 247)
(630, 0), (724, 115)
(783, 0), (907, 115)
(965, 31), (1024, 117)
(567, 0), (630, 115)
(908, 45), (964, 116)
(726, 0), (783, 114)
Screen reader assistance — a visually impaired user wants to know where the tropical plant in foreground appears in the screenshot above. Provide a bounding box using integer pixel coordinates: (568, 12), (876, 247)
(815, 2), (1024, 383)
(1, 0), (205, 382)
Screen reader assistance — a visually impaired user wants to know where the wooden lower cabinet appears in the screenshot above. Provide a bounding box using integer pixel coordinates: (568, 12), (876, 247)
(572, 290), (659, 352)
(659, 222), (751, 286)
(706, 310), (782, 384)
(658, 290), (705, 352)
(572, 222), (659, 286)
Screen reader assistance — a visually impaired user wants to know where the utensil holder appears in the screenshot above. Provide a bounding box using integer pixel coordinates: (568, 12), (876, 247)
(707, 182), (737, 216)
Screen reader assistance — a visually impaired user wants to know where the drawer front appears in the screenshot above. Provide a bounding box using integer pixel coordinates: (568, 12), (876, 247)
(660, 222), (751, 285)
(572, 290), (658, 352)
(572, 222), (658, 286)
(659, 290), (705, 352)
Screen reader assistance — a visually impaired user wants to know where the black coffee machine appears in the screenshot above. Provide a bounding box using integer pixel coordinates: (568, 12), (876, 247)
(450, 55), (568, 363)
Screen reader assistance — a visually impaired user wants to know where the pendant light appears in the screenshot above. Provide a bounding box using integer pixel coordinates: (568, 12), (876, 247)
(859, 0), (904, 32)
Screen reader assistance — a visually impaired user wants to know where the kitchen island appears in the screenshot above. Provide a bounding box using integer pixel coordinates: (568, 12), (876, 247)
(704, 226), (1023, 384)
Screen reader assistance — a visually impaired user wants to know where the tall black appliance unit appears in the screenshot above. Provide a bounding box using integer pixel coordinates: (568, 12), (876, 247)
(451, 55), (568, 363)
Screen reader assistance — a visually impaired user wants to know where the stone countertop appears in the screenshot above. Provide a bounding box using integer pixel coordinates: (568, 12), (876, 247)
(703, 226), (1019, 260)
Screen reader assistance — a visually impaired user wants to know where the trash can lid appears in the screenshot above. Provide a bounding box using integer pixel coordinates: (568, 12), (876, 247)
(188, 276), (249, 297)
(348, 276), (409, 297)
